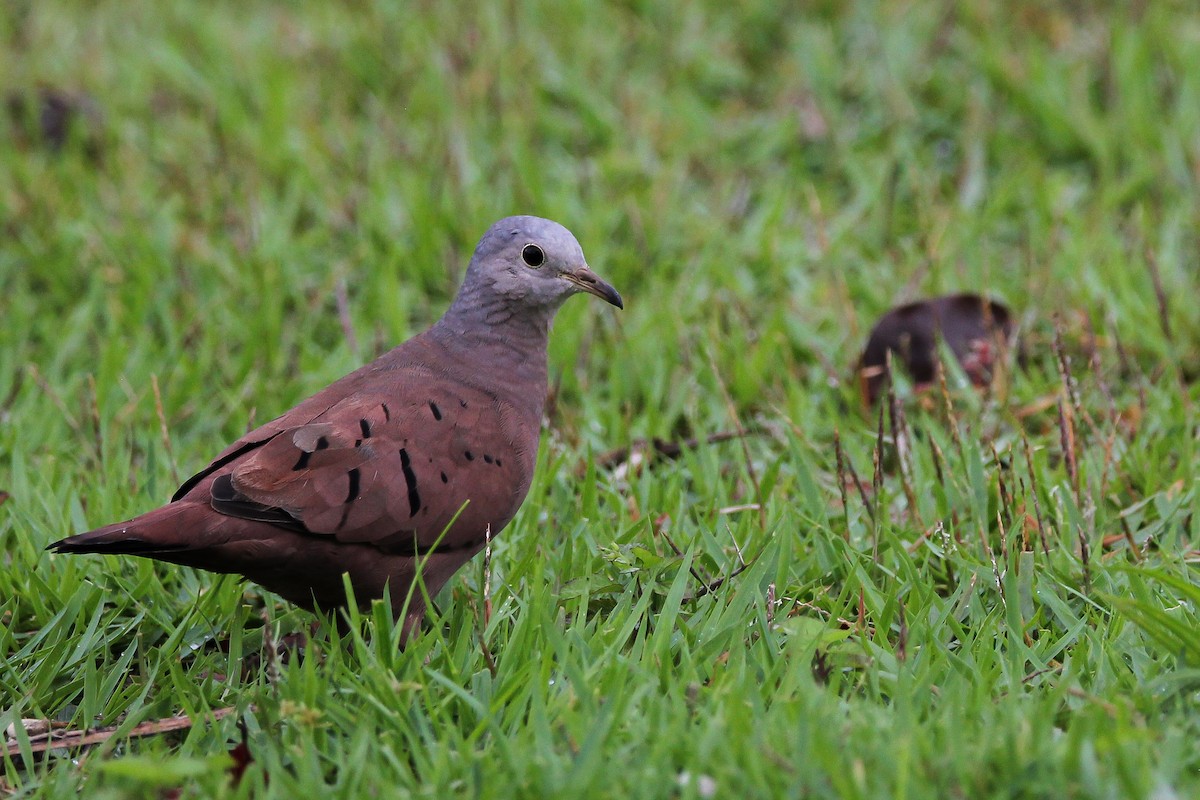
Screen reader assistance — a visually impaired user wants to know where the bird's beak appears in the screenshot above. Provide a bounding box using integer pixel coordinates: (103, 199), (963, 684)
(565, 267), (624, 309)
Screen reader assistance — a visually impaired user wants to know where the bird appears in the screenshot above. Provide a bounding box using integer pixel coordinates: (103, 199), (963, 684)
(49, 215), (623, 637)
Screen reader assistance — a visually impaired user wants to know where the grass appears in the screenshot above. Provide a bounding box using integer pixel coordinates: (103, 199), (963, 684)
(2, 0), (1199, 796)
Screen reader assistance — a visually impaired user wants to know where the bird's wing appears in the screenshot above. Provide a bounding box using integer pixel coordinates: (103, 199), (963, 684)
(208, 380), (529, 554)
(169, 359), (389, 503)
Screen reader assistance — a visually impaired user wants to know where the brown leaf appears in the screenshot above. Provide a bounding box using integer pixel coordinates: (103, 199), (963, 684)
(857, 293), (1015, 406)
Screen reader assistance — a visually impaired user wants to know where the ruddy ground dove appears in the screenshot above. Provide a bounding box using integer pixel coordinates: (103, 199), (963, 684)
(50, 216), (623, 634)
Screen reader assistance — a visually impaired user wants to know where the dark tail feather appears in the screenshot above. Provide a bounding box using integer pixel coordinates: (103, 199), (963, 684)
(47, 510), (192, 556)
(47, 534), (188, 555)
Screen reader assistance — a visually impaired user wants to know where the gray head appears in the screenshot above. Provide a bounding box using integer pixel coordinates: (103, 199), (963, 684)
(449, 217), (623, 322)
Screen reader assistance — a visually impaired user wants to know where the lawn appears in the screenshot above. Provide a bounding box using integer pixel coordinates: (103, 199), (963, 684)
(2, 1), (1199, 797)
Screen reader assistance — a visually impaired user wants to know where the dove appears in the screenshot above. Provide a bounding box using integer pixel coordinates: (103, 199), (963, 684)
(49, 216), (622, 636)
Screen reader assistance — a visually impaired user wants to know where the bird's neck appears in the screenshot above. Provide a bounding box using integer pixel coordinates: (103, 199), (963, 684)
(427, 296), (555, 401)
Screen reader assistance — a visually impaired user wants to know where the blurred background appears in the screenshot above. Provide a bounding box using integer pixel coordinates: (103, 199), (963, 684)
(5, 1), (1196, 448)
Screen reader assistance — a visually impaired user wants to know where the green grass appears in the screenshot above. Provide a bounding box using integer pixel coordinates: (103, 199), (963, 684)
(3, 0), (1200, 796)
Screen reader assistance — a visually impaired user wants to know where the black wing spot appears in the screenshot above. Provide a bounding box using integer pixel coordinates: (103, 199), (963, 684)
(316, 436), (330, 450)
(210, 473), (306, 532)
(293, 450), (312, 470)
(382, 403), (391, 421)
(483, 454), (493, 464)
(212, 473), (237, 501)
(399, 448), (421, 518)
(429, 401), (442, 421)
(346, 468), (361, 502)
(464, 450), (474, 461)
(495, 458), (502, 467)
(460, 399), (468, 408)
(360, 419), (372, 438)
(440, 471), (448, 483)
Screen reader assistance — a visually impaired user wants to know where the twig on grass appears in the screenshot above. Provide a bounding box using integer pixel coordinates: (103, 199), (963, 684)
(656, 525), (760, 602)
(4, 707), (243, 762)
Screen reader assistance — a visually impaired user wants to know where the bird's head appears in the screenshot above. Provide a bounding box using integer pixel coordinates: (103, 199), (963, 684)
(463, 215), (623, 313)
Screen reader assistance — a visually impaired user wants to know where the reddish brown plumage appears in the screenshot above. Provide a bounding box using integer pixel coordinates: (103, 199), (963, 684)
(49, 216), (622, 634)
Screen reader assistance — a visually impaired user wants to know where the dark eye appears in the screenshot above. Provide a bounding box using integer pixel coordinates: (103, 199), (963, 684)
(521, 244), (545, 268)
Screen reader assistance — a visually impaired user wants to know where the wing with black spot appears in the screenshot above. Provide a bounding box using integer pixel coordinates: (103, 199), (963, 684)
(217, 386), (533, 554)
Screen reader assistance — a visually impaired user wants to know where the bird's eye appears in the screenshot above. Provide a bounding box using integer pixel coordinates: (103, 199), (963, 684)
(521, 244), (545, 268)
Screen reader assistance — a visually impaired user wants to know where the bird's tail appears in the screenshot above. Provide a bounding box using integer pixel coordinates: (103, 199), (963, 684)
(47, 504), (194, 555)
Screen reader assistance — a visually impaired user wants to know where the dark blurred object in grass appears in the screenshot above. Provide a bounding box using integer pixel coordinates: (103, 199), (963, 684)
(858, 293), (1014, 406)
(7, 86), (103, 159)
(587, 430), (757, 477)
